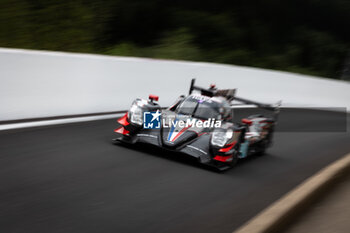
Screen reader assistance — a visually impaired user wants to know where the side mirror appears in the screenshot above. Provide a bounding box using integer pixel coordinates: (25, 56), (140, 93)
(241, 118), (253, 125)
(149, 94), (159, 102)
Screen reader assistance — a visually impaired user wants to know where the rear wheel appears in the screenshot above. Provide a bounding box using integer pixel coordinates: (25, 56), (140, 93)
(256, 138), (269, 156)
(257, 126), (274, 156)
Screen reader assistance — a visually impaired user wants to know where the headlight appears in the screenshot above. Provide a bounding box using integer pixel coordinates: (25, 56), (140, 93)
(211, 129), (233, 147)
(128, 101), (143, 125)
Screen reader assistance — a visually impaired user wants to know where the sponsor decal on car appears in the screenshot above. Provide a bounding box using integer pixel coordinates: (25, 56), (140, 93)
(143, 110), (162, 129)
(143, 110), (221, 129)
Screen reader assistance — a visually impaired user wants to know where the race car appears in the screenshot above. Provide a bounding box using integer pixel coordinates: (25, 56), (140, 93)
(113, 79), (281, 171)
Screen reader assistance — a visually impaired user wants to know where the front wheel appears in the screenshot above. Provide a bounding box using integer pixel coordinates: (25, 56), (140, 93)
(229, 151), (239, 167)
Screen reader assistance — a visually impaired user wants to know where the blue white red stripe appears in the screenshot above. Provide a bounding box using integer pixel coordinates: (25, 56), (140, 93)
(167, 118), (192, 142)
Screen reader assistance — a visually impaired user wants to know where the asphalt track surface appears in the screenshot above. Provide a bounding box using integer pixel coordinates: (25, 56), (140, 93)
(0, 108), (349, 233)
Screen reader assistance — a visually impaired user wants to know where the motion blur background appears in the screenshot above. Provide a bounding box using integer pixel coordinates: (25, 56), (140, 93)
(1, 0), (350, 80)
(1, 2), (350, 233)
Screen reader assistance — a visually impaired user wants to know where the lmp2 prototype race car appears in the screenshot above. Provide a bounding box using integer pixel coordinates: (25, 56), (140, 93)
(113, 79), (281, 171)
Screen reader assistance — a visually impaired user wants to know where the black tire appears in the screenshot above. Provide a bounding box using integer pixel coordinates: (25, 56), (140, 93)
(229, 151), (239, 166)
(230, 134), (243, 165)
(256, 139), (269, 156)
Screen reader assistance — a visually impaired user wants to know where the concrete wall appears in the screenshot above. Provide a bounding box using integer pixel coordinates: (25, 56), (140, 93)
(1, 48), (349, 121)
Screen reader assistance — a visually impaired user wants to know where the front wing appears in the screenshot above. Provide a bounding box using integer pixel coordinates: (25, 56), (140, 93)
(113, 129), (231, 171)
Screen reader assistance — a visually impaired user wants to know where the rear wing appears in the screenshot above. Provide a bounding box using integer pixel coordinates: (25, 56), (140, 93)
(233, 96), (281, 112)
(189, 78), (216, 96)
(189, 78), (236, 100)
(233, 96), (281, 121)
(189, 78), (281, 120)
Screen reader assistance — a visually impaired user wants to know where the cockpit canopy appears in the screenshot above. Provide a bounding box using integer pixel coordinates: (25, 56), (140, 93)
(176, 94), (231, 120)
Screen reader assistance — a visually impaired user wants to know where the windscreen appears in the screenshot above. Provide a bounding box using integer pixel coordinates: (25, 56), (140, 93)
(176, 96), (220, 119)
